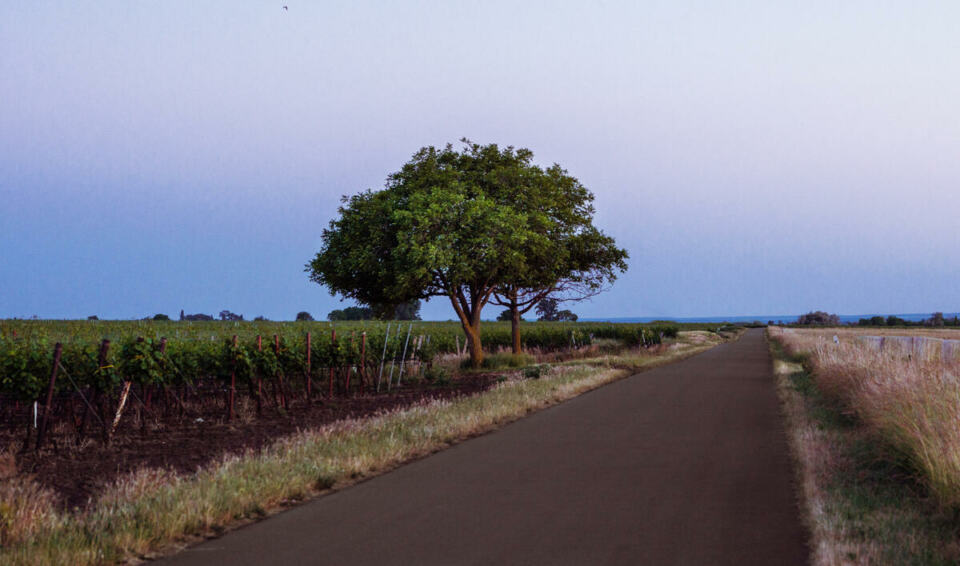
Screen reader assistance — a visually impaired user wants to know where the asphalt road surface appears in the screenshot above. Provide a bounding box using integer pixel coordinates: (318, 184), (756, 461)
(159, 328), (808, 565)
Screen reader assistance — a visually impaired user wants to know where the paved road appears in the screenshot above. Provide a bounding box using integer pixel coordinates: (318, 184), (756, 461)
(160, 329), (808, 565)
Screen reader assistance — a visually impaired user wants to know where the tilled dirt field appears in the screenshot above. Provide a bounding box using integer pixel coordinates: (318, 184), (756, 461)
(6, 374), (496, 509)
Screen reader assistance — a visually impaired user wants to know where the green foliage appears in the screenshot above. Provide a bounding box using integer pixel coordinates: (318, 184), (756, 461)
(307, 144), (531, 306)
(0, 320), (699, 400)
(523, 364), (549, 379)
(797, 311), (841, 326)
(306, 140), (626, 367)
(384, 300), (421, 321)
(119, 339), (164, 387)
(535, 298), (578, 322)
(535, 298), (559, 321)
(619, 325), (678, 347)
(295, 311), (314, 321)
(220, 338), (253, 382)
(423, 366), (449, 385)
(0, 339), (50, 401)
(249, 345), (279, 379)
(855, 313), (960, 327)
(415, 336), (439, 363)
(328, 301), (421, 321)
(328, 306), (372, 321)
(477, 352), (536, 369)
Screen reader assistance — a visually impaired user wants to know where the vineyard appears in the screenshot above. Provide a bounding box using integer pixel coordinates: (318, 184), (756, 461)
(0, 320), (689, 453)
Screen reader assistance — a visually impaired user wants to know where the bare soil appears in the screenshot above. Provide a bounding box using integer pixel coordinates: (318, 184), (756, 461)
(5, 375), (496, 510)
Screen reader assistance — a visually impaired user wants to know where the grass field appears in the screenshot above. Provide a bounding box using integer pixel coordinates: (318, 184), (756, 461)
(768, 326), (960, 564)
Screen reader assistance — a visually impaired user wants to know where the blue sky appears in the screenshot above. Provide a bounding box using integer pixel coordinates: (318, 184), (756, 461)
(2, 1), (959, 321)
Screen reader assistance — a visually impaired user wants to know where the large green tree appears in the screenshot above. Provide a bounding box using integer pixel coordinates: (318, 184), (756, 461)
(307, 140), (625, 367)
(490, 205), (627, 353)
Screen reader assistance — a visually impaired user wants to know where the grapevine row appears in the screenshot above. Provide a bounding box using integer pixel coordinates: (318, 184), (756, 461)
(0, 322), (680, 404)
(0, 321), (684, 449)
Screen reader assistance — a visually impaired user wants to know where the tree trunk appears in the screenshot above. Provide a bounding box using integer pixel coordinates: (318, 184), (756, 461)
(511, 303), (522, 354)
(457, 317), (484, 369)
(449, 293), (486, 368)
(466, 323), (483, 368)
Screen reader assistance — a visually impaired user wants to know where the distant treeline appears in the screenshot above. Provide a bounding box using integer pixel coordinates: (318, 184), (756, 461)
(85, 303), (424, 323)
(788, 310), (958, 327)
(328, 300), (421, 321)
(855, 312), (958, 327)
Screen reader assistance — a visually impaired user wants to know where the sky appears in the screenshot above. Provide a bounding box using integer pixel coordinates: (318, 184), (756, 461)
(2, 1), (959, 321)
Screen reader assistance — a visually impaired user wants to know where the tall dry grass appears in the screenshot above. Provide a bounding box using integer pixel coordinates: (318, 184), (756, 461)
(769, 354), (882, 564)
(770, 326), (960, 509)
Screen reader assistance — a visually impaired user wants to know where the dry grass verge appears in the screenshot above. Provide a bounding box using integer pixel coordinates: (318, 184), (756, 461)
(0, 333), (726, 565)
(562, 329), (735, 371)
(768, 328), (960, 565)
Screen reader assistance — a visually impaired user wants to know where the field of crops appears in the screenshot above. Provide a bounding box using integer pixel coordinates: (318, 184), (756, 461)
(0, 319), (699, 450)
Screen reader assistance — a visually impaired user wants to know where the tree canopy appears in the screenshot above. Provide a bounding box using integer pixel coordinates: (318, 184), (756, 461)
(796, 311), (840, 326)
(535, 298), (579, 322)
(327, 306), (371, 321)
(327, 300), (421, 321)
(370, 299), (421, 321)
(496, 309), (518, 322)
(307, 140), (626, 366)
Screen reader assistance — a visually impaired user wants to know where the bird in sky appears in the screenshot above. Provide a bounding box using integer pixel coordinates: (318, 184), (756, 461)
(283, 5), (288, 9)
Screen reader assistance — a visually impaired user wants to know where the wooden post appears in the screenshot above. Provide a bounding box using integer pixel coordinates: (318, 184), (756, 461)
(111, 381), (132, 435)
(345, 333), (354, 395)
(360, 332), (367, 394)
(144, 387), (152, 412)
(159, 338), (168, 417)
(329, 328), (336, 398)
(35, 342), (63, 450)
(98, 339), (111, 441)
(377, 324), (391, 392)
(228, 335), (237, 421)
(79, 339), (110, 441)
(256, 335), (263, 416)
(110, 338), (141, 441)
(275, 334), (286, 410)
(305, 332), (312, 400)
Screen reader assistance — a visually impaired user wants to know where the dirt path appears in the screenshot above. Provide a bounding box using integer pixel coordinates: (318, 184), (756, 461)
(158, 329), (808, 565)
